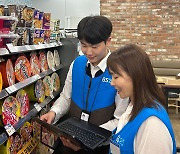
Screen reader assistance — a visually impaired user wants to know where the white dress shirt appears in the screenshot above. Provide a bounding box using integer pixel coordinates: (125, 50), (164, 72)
(51, 52), (129, 130)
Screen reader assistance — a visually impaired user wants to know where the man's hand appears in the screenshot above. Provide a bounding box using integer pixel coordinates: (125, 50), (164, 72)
(60, 136), (81, 151)
(40, 111), (56, 124)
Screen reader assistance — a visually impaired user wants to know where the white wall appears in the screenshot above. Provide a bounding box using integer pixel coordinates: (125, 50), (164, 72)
(0, 0), (32, 6)
(32, 0), (100, 29)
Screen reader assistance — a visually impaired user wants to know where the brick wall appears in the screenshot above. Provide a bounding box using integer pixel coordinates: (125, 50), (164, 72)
(100, 0), (180, 61)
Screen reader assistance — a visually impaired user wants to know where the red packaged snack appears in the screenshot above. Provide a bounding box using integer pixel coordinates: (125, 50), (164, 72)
(16, 89), (29, 118)
(39, 51), (48, 72)
(30, 52), (40, 75)
(0, 72), (2, 92)
(2, 96), (21, 126)
(14, 56), (31, 82)
(0, 59), (15, 88)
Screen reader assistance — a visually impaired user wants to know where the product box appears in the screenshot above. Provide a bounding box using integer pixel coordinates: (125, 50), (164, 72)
(33, 10), (43, 29)
(8, 5), (17, 17)
(44, 29), (51, 43)
(0, 5), (4, 16)
(0, 19), (17, 33)
(16, 5), (26, 27)
(43, 13), (51, 29)
(22, 6), (34, 27)
(33, 29), (44, 44)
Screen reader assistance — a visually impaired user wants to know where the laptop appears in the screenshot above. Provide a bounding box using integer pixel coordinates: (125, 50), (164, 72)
(32, 117), (112, 150)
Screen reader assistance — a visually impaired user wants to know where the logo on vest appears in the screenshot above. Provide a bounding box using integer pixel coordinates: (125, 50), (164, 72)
(116, 135), (125, 147)
(102, 77), (111, 83)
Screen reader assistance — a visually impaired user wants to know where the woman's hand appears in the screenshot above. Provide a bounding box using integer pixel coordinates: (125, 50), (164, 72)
(60, 136), (81, 151)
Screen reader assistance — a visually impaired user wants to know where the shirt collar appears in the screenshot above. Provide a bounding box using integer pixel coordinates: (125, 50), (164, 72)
(87, 51), (111, 72)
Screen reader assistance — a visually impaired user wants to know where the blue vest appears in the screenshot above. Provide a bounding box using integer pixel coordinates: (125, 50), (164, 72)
(110, 104), (176, 154)
(72, 55), (116, 112)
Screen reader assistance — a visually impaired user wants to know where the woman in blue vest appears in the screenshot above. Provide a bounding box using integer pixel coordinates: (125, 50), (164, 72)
(40, 16), (129, 153)
(107, 44), (176, 154)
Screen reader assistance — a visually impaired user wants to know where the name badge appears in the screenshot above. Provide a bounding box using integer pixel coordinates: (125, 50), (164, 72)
(110, 142), (120, 154)
(81, 111), (89, 122)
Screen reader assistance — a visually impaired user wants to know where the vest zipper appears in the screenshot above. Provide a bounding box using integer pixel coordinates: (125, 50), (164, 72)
(85, 78), (92, 110)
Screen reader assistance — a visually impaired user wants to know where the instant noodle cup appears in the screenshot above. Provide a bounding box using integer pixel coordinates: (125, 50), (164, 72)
(16, 89), (29, 118)
(30, 52), (40, 75)
(35, 79), (45, 103)
(20, 122), (33, 145)
(51, 72), (60, 92)
(47, 51), (55, 69)
(0, 100), (3, 127)
(24, 79), (45, 103)
(14, 56), (31, 82)
(0, 72), (2, 92)
(24, 83), (36, 102)
(6, 132), (23, 154)
(2, 96), (21, 126)
(0, 59), (15, 88)
(39, 51), (48, 72)
(43, 76), (53, 96)
(54, 50), (60, 67)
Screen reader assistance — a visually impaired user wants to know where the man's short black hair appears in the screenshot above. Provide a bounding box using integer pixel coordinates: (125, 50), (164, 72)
(77, 16), (112, 45)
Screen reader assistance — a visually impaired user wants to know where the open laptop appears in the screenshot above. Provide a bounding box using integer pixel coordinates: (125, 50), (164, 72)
(32, 117), (112, 151)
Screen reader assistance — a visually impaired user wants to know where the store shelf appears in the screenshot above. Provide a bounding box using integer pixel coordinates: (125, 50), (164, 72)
(39, 64), (63, 78)
(0, 130), (8, 145)
(0, 33), (19, 38)
(0, 16), (18, 21)
(0, 89), (60, 145)
(5, 64), (63, 95)
(0, 89), (8, 100)
(0, 48), (10, 56)
(5, 74), (41, 95)
(6, 42), (63, 54)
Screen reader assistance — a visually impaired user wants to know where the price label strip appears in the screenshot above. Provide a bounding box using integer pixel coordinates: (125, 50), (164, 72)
(50, 93), (54, 99)
(52, 67), (56, 72)
(25, 45), (32, 50)
(34, 103), (42, 112)
(17, 137), (38, 154)
(4, 124), (16, 136)
(5, 85), (17, 94)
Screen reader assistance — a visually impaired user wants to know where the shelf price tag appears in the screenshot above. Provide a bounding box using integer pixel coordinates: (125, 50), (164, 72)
(25, 45), (32, 50)
(52, 67), (56, 72)
(34, 103), (42, 112)
(50, 93), (54, 99)
(5, 85), (17, 94)
(4, 124), (16, 136)
(9, 85), (17, 93)
(33, 74), (41, 80)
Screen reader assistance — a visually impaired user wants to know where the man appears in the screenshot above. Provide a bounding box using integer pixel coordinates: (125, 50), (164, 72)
(40, 15), (129, 153)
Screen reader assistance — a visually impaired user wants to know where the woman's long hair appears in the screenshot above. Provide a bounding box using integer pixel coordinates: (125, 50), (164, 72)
(107, 44), (166, 121)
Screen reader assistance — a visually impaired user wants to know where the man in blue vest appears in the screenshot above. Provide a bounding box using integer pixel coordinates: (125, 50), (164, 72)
(40, 15), (129, 154)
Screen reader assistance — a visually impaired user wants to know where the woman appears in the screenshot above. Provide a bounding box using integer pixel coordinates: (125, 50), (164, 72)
(107, 44), (176, 154)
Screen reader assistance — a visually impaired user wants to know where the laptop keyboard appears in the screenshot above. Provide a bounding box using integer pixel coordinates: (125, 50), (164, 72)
(58, 121), (105, 147)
